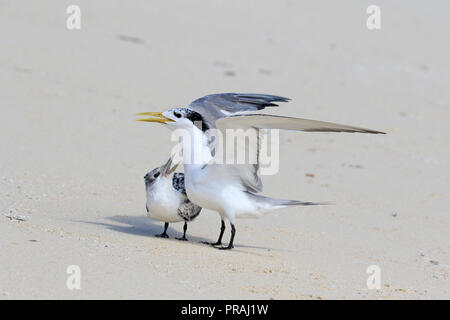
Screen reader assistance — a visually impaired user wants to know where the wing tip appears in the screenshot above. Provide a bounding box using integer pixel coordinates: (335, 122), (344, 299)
(364, 129), (386, 135)
(236, 93), (291, 103)
(300, 201), (333, 206)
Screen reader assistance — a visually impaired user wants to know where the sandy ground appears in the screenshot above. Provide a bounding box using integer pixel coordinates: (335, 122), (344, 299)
(1, 1), (449, 299)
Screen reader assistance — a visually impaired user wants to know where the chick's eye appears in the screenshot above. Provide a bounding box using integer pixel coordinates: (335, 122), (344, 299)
(174, 112), (181, 118)
(154, 172), (160, 178)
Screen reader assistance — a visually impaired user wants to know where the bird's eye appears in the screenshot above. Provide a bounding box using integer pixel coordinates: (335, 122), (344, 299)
(154, 172), (160, 178)
(174, 112), (181, 118)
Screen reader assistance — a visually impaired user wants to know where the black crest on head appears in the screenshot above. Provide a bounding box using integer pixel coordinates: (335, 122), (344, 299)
(184, 109), (209, 132)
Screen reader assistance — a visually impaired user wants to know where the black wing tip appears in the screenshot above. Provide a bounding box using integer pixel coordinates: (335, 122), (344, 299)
(256, 102), (278, 109)
(235, 94), (291, 109)
(235, 93), (291, 102)
(199, 93), (291, 110)
(354, 129), (386, 134)
(301, 201), (333, 206)
(361, 129), (386, 135)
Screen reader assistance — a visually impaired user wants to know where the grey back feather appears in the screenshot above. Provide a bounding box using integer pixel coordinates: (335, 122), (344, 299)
(188, 93), (290, 129)
(188, 93), (290, 194)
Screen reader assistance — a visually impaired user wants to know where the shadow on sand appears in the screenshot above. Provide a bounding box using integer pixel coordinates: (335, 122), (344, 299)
(81, 215), (210, 243)
(80, 215), (290, 253)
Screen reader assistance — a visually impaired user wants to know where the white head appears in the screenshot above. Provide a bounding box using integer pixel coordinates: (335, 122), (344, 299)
(137, 108), (209, 132)
(144, 156), (179, 188)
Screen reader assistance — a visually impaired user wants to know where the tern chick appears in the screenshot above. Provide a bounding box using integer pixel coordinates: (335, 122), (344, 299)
(145, 157), (202, 240)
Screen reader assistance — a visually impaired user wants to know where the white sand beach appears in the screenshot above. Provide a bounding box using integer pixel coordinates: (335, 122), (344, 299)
(0, 0), (449, 299)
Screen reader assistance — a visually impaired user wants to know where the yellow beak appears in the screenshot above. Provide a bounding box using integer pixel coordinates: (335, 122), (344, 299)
(136, 112), (174, 123)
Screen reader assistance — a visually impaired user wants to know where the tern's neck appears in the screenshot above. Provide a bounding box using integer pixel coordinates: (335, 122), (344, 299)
(178, 125), (212, 167)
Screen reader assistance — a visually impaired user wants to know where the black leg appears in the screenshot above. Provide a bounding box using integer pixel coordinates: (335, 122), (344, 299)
(218, 223), (235, 250)
(176, 221), (188, 241)
(202, 219), (225, 246)
(156, 222), (169, 238)
(215, 219), (226, 245)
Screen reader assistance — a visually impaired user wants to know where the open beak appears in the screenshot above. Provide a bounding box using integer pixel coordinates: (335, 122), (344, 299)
(168, 160), (180, 175)
(161, 155), (181, 176)
(136, 112), (174, 124)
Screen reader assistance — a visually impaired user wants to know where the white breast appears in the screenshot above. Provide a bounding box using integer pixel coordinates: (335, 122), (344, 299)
(146, 177), (184, 223)
(184, 164), (259, 220)
(184, 164), (221, 211)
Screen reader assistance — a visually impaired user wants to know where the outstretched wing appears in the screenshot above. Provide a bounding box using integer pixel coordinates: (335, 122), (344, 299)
(216, 114), (385, 134)
(213, 114), (384, 193)
(188, 94), (384, 194)
(188, 93), (290, 129)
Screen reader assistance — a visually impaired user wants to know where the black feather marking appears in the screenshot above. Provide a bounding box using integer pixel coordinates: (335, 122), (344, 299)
(178, 201), (202, 221)
(185, 109), (210, 132)
(171, 172), (202, 221)
(172, 173), (186, 195)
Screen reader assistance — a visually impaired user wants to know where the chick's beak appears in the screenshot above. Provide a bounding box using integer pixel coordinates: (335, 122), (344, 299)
(161, 157), (173, 176)
(160, 156), (180, 176)
(136, 112), (174, 123)
(168, 161), (180, 175)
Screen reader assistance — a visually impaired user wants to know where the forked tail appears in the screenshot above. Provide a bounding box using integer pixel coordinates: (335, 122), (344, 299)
(246, 191), (329, 211)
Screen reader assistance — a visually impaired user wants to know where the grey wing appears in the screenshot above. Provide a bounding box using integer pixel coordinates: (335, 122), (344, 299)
(214, 114), (384, 193)
(188, 93), (290, 129)
(178, 201), (202, 221)
(216, 114), (385, 134)
(188, 94), (290, 192)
